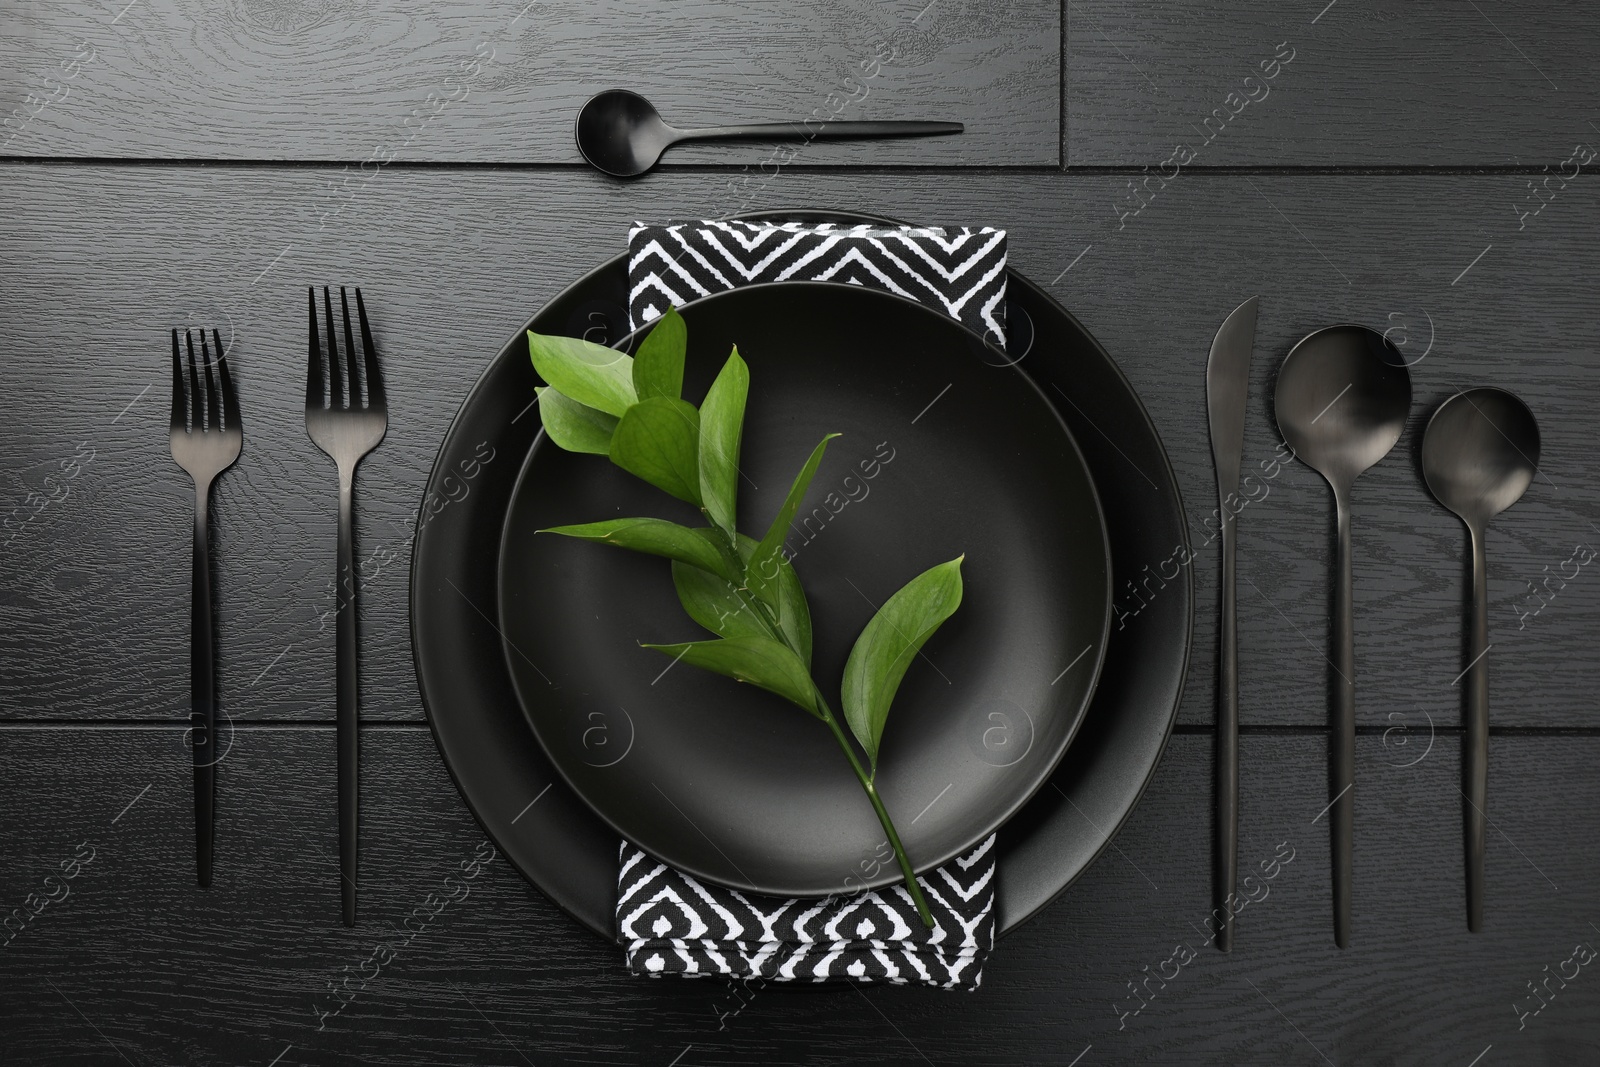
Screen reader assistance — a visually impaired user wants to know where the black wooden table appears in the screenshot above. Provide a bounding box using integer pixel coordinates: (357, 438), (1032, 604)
(3, 3), (1597, 1064)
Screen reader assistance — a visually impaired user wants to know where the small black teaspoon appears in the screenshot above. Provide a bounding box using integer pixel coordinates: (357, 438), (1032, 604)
(574, 89), (963, 177)
(1421, 387), (1539, 933)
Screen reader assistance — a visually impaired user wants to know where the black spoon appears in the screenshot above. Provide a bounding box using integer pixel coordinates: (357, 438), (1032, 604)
(1421, 387), (1539, 933)
(1274, 324), (1411, 949)
(574, 89), (964, 178)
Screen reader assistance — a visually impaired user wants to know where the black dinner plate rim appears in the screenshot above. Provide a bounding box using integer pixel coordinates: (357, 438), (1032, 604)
(494, 279), (1112, 896)
(409, 207), (1193, 943)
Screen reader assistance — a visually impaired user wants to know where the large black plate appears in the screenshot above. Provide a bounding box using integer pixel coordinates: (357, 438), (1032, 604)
(497, 282), (1110, 897)
(411, 209), (1192, 939)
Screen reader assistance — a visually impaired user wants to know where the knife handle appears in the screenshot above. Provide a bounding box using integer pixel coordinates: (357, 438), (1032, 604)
(1216, 504), (1239, 952)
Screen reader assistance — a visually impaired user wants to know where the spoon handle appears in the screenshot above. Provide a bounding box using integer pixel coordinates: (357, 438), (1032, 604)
(676, 120), (963, 143)
(1330, 488), (1355, 949)
(1465, 523), (1489, 932)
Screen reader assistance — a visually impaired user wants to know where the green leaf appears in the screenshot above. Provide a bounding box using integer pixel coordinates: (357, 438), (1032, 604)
(769, 552), (813, 667)
(608, 397), (702, 505)
(841, 556), (965, 774)
(672, 559), (771, 642)
(641, 636), (822, 719)
(632, 306), (687, 401)
(536, 387), (618, 455)
(698, 347), (749, 535)
(527, 330), (636, 417)
(746, 433), (840, 609)
(671, 532), (812, 665)
(538, 517), (738, 583)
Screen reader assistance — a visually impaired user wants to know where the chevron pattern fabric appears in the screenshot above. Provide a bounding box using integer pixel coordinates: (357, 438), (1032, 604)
(627, 220), (1008, 346)
(618, 835), (996, 990)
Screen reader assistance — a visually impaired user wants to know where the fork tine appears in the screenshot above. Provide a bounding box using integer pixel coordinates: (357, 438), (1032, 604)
(200, 331), (220, 431)
(215, 329), (239, 431)
(185, 330), (204, 432)
(323, 286), (344, 408)
(170, 329), (187, 430)
(306, 287), (324, 409)
(339, 287), (363, 407)
(355, 288), (384, 409)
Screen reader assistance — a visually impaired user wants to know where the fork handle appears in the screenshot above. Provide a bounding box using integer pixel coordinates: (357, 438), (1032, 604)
(336, 467), (360, 927)
(191, 482), (215, 888)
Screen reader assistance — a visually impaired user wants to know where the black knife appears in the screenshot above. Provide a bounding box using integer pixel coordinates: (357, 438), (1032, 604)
(1205, 296), (1258, 952)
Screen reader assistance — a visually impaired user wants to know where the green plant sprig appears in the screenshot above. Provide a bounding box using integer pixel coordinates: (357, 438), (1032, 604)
(527, 308), (963, 928)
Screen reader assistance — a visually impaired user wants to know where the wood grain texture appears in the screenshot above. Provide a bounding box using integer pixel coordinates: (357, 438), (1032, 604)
(2, 6), (1598, 1061)
(0, 728), (1595, 1064)
(1067, 0), (1600, 167)
(0, 0), (1058, 165)
(0, 166), (1594, 729)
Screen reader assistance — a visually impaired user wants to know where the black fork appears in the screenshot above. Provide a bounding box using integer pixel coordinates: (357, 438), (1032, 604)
(167, 329), (243, 887)
(304, 287), (388, 926)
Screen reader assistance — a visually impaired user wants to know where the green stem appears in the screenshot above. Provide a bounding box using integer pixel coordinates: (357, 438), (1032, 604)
(700, 510), (929, 927)
(704, 510), (784, 636)
(702, 510), (746, 579)
(816, 697), (934, 928)
(732, 577), (783, 642)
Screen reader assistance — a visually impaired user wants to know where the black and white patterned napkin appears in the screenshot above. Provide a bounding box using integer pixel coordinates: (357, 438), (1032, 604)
(618, 836), (995, 990)
(627, 220), (1007, 345)
(616, 218), (1007, 991)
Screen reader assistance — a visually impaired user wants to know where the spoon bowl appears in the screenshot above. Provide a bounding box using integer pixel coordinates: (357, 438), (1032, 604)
(1276, 325), (1411, 486)
(1421, 386), (1539, 934)
(1421, 388), (1540, 526)
(1273, 323), (1411, 949)
(575, 90), (677, 178)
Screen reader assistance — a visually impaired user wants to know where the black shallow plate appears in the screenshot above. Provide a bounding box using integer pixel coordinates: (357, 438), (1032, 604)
(411, 209), (1192, 939)
(497, 282), (1110, 897)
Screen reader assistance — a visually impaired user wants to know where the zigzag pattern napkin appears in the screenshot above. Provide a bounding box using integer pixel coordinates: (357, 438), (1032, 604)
(627, 220), (1007, 345)
(618, 836), (995, 990)
(616, 217), (1008, 990)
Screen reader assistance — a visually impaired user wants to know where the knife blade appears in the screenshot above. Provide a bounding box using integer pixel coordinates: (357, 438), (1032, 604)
(1205, 296), (1258, 953)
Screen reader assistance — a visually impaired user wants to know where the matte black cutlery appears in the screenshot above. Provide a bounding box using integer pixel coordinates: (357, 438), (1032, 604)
(1205, 297), (1258, 953)
(168, 328), (242, 887)
(575, 90), (964, 177)
(1273, 326), (1410, 948)
(1421, 388), (1539, 932)
(152, 273), (1540, 950)
(304, 287), (388, 926)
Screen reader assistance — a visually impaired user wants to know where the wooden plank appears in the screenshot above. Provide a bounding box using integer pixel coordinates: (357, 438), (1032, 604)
(0, 0), (1058, 165)
(0, 728), (1595, 1063)
(1067, 0), (1600, 166)
(0, 166), (1595, 728)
